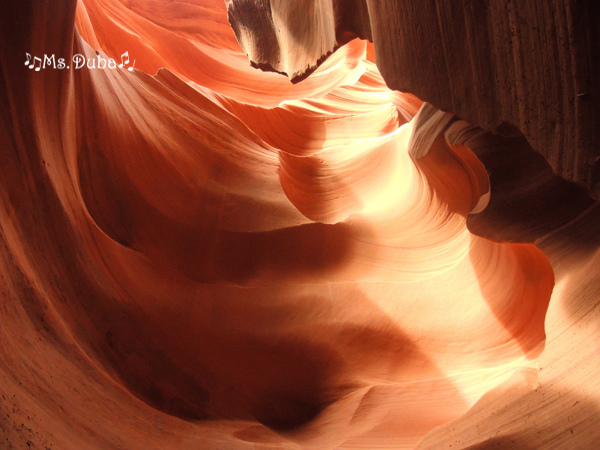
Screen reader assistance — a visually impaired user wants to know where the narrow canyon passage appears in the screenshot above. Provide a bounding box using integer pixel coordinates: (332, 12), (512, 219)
(0, 0), (599, 448)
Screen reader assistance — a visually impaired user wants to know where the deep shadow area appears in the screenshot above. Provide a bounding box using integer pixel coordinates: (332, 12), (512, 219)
(463, 128), (597, 245)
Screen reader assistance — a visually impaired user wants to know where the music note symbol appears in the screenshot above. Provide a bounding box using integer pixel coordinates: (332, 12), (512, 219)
(127, 60), (136, 72)
(25, 53), (32, 66)
(30, 57), (42, 71)
(118, 51), (129, 68)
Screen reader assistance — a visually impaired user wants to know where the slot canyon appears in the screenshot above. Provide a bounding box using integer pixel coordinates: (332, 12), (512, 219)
(0, 0), (599, 448)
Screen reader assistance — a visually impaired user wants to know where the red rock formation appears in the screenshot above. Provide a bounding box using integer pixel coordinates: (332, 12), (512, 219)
(228, 0), (600, 194)
(0, 0), (598, 448)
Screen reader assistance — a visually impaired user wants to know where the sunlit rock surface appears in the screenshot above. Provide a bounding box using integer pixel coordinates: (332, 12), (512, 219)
(0, 0), (598, 448)
(228, 0), (600, 194)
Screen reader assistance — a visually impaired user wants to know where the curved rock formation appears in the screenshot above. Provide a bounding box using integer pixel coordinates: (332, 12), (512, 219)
(228, 0), (600, 194)
(0, 0), (599, 448)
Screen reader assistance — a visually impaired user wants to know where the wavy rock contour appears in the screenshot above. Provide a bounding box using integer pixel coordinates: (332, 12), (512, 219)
(0, 0), (598, 448)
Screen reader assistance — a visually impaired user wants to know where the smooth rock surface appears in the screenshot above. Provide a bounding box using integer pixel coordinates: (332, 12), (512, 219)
(0, 0), (598, 448)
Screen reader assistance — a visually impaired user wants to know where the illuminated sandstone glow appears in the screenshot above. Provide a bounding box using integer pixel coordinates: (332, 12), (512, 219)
(0, 0), (599, 448)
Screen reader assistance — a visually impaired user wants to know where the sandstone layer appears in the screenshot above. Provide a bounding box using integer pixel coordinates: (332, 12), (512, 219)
(0, 0), (599, 448)
(228, 0), (600, 194)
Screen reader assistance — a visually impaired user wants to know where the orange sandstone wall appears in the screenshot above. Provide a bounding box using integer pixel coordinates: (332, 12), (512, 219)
(0, 0), (598, 448)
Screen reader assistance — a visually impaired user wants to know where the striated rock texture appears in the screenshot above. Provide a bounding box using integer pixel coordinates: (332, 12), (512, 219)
(228, 0), (600, 193)
(0, 0), (599, 449)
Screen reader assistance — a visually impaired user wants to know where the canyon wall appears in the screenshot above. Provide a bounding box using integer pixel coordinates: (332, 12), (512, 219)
(0, 0), (598, 448)
(229, 0), (600, 194)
